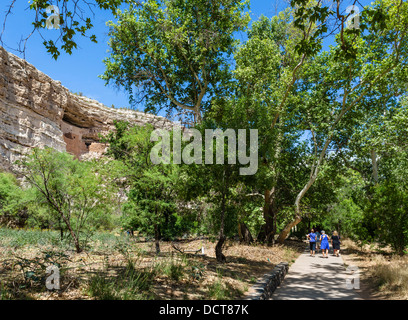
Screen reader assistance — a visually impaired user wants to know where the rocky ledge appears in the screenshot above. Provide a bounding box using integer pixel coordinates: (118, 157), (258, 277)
(0, 46), (175, 171)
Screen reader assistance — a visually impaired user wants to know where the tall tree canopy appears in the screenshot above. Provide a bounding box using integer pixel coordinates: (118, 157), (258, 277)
(101, 0), (250, 123)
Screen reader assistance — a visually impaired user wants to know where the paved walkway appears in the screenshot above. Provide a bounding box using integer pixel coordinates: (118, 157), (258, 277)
(271, 246), (362, 300)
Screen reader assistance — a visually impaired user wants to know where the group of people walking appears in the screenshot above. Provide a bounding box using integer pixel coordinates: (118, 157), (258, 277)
(306, 229), (341, 258)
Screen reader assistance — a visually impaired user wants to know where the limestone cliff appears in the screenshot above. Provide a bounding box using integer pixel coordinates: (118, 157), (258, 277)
(0, 46), (174, 171)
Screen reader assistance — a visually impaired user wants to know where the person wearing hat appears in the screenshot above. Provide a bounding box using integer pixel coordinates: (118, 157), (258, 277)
(319, 230), (330, 258)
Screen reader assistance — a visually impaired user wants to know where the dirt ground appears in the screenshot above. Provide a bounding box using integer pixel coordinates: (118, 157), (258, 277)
(0, 238), (305, 300)
(6, 236), (404, 300)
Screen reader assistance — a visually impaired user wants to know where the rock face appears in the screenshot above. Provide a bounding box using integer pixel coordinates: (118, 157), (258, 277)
(0, 46), (174, 171)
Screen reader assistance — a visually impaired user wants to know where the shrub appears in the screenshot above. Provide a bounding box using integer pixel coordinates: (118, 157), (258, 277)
(87, 261), (155, 300)
(18, 148), (118, 253)
(0, 172), (29, 227)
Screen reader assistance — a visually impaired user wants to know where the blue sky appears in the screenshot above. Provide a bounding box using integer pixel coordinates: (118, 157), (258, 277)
(0, 0), (371, 112)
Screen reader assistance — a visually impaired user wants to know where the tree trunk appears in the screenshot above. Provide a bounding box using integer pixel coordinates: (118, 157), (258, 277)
(257, 188), (277, 244)
(73, 237), (82, 254)
(259, 123), (282, 245)
(371, 149), (378, 183)
(215, 234), (226, 263)
(215, 191), (227, 263)
(59, 217), (64, 241)
(60, 214), (82, 253)
(46, 197), (82, 253)
(277, 144), (325, 244)
(154, 223), (160, 255)
(238, 222), (254, 244)
(277, 216), (302, 244)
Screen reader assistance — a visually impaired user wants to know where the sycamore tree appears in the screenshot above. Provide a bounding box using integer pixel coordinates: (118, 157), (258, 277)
(101, 0), (250, 123)
(224, 6), (330, 244)
(198, 3), (340, 244)
(334, 95), (408, 253)
(275, 0), (408, 243)
(224, 0), (407, 244)
(221, 0), (354, 244)
(230, 11), (303, 243)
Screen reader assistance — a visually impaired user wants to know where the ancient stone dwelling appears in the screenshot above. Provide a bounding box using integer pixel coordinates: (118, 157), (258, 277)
(0, 46), (175, 171)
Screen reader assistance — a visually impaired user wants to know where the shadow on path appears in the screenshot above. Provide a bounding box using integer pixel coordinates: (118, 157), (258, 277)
(271, 247), (361, 300)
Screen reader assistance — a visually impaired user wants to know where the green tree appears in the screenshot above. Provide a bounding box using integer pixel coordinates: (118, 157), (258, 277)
(325, 93), (408, 252)
(217, 9), (326, 244)
(123, 165), (179, 254)
(367, 182), (408, 255)
(179, 126), (243, 262)
(318, 170), (366, 239)
(0, 172), (30, 227)
(18, 148), (117, 253)
(103, 122), (183, 254)
(101, 0), (250, 122)
(277, 0), (408, 242)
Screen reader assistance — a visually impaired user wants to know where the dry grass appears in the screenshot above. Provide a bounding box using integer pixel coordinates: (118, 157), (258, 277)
(0, 234), (304, 300)
(341, 239), (408, 300)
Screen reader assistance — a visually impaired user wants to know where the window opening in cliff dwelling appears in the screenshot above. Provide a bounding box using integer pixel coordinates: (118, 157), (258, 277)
(64, 132), (74, 140)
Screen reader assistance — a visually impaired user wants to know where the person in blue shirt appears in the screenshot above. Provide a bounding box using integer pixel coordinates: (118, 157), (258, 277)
(320, 230), (330, 258)
(306, 229), (317, 257)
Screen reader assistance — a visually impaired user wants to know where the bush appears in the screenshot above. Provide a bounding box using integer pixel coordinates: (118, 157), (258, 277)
(0, 228), (61, 248)
(18, 148), (118, 253)
(367, 182), (408, 255)
(87, 261), (155, 300)
(0, 172), (29, 227)
(162, 260), (184, 281)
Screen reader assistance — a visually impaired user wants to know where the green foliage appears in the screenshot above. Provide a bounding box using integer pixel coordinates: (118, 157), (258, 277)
(3, 0), (408, 260)
(188, 262), (206, 281)
(366, 182), (408, 255)
(23, 0), (131, 59)
(0, 172), (29, 227)
(207, 269), (232, 299)
(103, 122), (191, 247)
(0, 228), (60, 248)
(0, 283), (12, 300)
(316, 171), (367, 239)
(161, 258), (185, 281)
(17, 148), (118, 252)
(101, 0), (250, 118)
(87, 262), (155, 300)
(87, 274), (118, 300)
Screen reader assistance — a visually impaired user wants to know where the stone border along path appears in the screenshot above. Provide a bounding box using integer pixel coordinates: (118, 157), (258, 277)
(244, 262), (289, 300)
(270, 245), (362, 300)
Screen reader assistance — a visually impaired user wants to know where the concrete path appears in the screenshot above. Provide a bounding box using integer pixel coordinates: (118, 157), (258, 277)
(271, 246), (362, 300)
